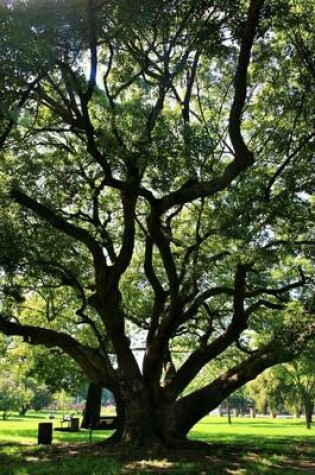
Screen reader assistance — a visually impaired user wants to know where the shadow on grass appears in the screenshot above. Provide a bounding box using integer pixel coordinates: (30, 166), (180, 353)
(0, 442), (214, 475)
(1, 440), (315, 475)
(191, 430), (315, 450)
(1, 451), (120, 475)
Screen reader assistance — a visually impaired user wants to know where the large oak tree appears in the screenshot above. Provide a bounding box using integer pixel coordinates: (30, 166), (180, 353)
(0, 0), (314, 447)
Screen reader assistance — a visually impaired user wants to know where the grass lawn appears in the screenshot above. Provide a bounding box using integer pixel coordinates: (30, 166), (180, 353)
(0, 413), (314, 474)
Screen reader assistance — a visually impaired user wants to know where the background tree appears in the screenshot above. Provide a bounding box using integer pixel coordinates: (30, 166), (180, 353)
(0, 0), (314, 448)
(0, 372), (31, 420)
(0, 333), (84, 413)
(0, 337), (54, 415)
(246, 368), (284, 417)
(26, 346), (86, 397)
(246, 351), (315, 428)
(278, 355), (315, 429)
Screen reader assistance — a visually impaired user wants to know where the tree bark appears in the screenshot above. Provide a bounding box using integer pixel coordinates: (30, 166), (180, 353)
(113, 378), (169, 448)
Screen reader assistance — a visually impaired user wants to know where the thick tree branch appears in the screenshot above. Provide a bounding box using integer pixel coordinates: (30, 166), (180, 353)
(174, 318), (315, 436)
(228, 0), (263, 163)
(0, 316), (116, 386)
(174, 339), (289, 437)
(144, 237), (165, 299)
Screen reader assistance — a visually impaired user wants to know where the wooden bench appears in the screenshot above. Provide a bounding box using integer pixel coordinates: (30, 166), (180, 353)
(60, 415), (71, 428)
(89, 416), (118, 430)
(55, 415), (80, 432)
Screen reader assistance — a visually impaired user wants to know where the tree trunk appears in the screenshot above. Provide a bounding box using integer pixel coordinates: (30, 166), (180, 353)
(114, 379), (167, 447)
(270, 408), (277, 419)
(227, 399), (232, 424)
(81, 382), (102, 429)
(19, 405), (29, 416)
(103, 378), (195, 449)
(302, 392), (313, 430)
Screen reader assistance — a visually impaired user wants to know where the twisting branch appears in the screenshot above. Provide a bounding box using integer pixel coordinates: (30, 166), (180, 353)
(182, 50), (201, 122)
(264, 131), (315, 200)
(164, 264), (250, 399)
(11, 189), (106, 265)
(147, 209), (179, 305)
(58, 62), (83, 119)
(144, 236), (168, 345)
(84, 0), (98, 105)
(102, 42), (115, 105)
(144, 236), (166, 299)
(246, 267), (306, 298)
(44, 262), (105, 345)
(246, 299), (284, 315)
(0, 75), (43, 149)
(112, 191), (137, 279)
(228, 0), (264, 164)
(152, 0), (264, 215)
(38, 85), (86, 132)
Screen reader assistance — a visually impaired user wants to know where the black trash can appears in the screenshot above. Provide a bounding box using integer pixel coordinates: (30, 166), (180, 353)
(38, 422), (53, 444)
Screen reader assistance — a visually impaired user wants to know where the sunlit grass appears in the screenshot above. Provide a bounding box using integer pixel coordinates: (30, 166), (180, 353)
(190, 415), (315, 446)
(0, 411), (112, 444)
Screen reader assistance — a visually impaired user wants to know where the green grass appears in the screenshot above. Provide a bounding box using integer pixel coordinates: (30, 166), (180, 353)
(0, 414), (315, 474)
(0, 413), (111, 444)
(191, 415), (315, 444)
